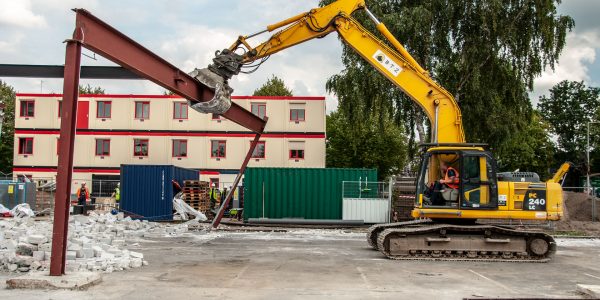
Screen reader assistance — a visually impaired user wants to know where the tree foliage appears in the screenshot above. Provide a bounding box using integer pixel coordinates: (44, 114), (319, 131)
(79, 84), (105, 95)
(0, 80), (16, 174)
(496, 112), (555, 179)
(322, 0), (574, 171)
(253, 75), (293, 96)
(538, 80), (600, 170)
(326, 110), (407, 179)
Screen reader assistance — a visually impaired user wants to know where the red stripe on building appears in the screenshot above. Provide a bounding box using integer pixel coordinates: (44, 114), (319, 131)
(14, 130), (325, 139)
(16, 93), (325, 101)
(200, 171), (220, 175)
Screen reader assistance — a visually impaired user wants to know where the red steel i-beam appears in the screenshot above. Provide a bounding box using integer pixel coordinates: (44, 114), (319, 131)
(72, 9), (266, 133)
(50, 40), (82, 276)
(211, 125), (267, 229)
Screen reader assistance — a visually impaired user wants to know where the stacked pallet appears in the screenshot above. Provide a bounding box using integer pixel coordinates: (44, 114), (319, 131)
(393, 177), (417, 221)
(182, 180), (211, 214)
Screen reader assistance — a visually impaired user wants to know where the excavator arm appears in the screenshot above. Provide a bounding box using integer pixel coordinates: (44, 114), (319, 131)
(199, 0), (465, 143)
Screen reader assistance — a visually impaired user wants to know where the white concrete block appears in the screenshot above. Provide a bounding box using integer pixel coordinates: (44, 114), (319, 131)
(32, 251), (45, 261)
(66, 251), (77, 261)
(129, 251), (143, 259)
(38, 243), (51, 252)
(26, 235), (47, 245)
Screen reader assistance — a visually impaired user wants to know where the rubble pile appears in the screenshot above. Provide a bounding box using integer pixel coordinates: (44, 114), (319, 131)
(0, 211), (193, 273)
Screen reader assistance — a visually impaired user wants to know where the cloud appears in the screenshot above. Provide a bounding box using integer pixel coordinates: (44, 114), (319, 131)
(532, 30), (600, 102)
(0, 0), (47, 28)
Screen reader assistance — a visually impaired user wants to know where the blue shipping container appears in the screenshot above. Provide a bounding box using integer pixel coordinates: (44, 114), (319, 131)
(120, 165), (198, 221)
(0, 181), (36, 210)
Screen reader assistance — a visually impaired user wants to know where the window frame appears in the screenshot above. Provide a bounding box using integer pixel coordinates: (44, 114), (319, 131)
(96, 101), (112, 119)
(95, 139), (111, 157)
(18, 137), (34, 155)
(250, 102), (267, 119)
(172, 139), (188, 158)
(173, 102), (188, 120)
(289, 149), (305, 160)
(251, 141), (266, 159)
(134, 101), (150, 119)
(133, 138), (149, 157)
(290, 108), (306, 122)
(19, 100), (35, 118)
(210, 140), (227, 158)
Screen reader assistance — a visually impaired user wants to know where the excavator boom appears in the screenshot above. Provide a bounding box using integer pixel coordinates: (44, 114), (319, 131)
(202, 0), (465, 143)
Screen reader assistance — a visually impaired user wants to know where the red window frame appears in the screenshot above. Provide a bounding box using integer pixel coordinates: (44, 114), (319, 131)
(290, 149), (305, 160)
(211, 140), (226, 158)
(133, 139), (149, 157)
(95, 139), (111, 156)
(19, 100), (35, 117)
(172, 139), (188, 158)
(97, 101), (112, 118)
(18, 137), (33, 155)
(251, 141), (266, 159)
(251, 103), (266, 119)
(58, 100), (62, 118)
(173, 102), (188, 120)
(290, 108), (305, 122)
(134, 101), (150, 119)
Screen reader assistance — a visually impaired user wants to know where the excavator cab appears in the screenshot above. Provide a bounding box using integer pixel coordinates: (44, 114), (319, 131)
(416, 147), (499, 211)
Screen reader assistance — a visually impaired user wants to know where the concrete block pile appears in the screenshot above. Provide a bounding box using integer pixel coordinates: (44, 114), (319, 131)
(0, 211), (193, 274)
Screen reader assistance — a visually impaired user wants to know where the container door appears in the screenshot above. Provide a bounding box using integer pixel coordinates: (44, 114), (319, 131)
(76, 101), (89, 129)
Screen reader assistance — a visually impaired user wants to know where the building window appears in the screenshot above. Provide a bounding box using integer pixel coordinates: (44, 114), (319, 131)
(134, 101), (150, 119)
(18, 138), (33, 155)
(20, 100), (35, 117)
(172, 139), (188, 157)
(251, 141), (266, 159)
(211, 140), (226, 158)
(289, 141), (305, 159)
(97, 101), (112, 118)
(95, 139), (110, 156)
(58, 100), (62, 118)
(212, 113), (221, 120)
(209, 178), (219, 188)
(134, 139), (149, 156)
(290, 149), (304, 159)
(290, 108), (305, 122)
(173, 102), (188, 119)
(251, 103), (266, 119)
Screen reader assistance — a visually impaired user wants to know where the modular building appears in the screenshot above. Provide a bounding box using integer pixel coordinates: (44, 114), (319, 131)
(12, 93), (326, 195)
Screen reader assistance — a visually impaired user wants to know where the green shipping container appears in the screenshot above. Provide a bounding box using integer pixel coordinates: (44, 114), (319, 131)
(244, 167), (378, 221)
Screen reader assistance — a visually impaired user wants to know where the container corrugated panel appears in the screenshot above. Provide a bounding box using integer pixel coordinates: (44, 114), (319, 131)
(120, 165), (198, 221)
(244, 168), (377, 220)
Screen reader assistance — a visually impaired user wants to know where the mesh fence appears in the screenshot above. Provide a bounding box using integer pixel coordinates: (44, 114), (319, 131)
(342, 181), (391, 199)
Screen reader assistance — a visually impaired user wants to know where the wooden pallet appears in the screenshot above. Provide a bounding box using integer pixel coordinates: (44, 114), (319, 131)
(184, 180), (209, 187)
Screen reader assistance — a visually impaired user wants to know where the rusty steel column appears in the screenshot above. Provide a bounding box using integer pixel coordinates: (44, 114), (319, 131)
(211, 126), (266, 229)
(50, 40), (82, 276)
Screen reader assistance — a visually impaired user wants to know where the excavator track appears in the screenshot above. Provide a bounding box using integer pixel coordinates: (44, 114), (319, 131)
(375, 223), (556, 262)
(366, 219), (433, 250)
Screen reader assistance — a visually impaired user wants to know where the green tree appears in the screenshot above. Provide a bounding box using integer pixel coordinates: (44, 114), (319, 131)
(326, 110), (407, 179)
(538, 80), (600, 170)
(0, 80), (16, 174)
(322, 0), (573, 167)
(253, 75), (293, 96)
(79, 84), (105, 95)
(496, 112), (555, 179)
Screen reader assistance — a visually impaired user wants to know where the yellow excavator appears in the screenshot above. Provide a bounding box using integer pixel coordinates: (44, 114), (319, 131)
(192, 0), (570, 261)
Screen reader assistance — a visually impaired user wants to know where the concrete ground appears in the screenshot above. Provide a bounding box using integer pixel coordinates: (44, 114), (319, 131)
(1, 228), (599, 299)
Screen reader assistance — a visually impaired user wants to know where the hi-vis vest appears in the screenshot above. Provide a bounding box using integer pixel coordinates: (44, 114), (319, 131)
(444, 167), (460, 189)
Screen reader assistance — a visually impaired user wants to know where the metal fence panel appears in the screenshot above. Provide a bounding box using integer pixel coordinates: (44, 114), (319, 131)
(342, 181), (391, 223)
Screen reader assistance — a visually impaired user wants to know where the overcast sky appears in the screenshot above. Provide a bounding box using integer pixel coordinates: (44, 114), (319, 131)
(0, 0), (598, 113)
